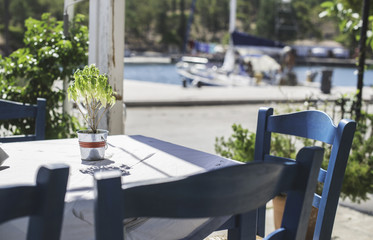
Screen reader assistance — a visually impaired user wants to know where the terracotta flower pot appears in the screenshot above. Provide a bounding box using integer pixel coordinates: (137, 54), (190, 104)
(273, 195), (318, 240)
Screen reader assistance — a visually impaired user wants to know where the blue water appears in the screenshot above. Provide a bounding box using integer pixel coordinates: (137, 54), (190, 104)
(124, 64), (181, 85)
(294, 66), (373, 87)
(124, 63), (373, 87)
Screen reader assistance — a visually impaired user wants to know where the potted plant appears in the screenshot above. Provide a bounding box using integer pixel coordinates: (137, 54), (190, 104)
(68, 64), (116, 160)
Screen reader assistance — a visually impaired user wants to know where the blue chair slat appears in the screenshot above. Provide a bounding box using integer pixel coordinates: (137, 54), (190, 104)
(318, 168), (327, 183)
(0, 164), (69, 240)
(94, 146), (324, 240)
(267, 110), (337, 144)
(264, 154), (294, 163)
(0, 186), (38, 223)
(0, 136), (37, 143)
(0, 98), (46, 142)
(35, 98), (46, 140)
(0, 105), (37, 119)
(314, 121), (356, 240)
(313, 194), (322, 209)
(255, 107), (356, 240)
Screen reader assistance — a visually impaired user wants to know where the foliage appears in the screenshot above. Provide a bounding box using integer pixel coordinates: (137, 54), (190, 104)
(319, 0), (373, 51)
(255, 0), (276, 39)
(215, 124), (298, 162)
(338, 111), (373, 202)
(331, 94), (373, 202)
(0, 13), (88, 139)
(123, 0), (337, 50)
(68, 64), (116, 133)
(215, 96), (373, 203)
(0, 0), (65, 53)
(195, 0), (230, 42)
(215, 124), (256, 163)
(292, 1), (323, 39)
(1, 0), (345, 52)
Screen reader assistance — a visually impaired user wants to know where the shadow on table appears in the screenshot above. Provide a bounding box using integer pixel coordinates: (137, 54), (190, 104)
(128, 135), (236, 170)
(108, 139), (172, 177)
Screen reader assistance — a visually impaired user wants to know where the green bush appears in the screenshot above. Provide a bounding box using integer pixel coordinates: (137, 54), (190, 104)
(215, 124), (298, 162)
(342, 112), (373, 202)
(215, 124), (256, 163)
(0, 13), (88, 139)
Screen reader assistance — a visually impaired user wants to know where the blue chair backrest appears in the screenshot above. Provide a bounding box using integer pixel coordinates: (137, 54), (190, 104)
(0, 98), (46, 142)
(0, 164), (69, 240)
(94, 146), (324, 240)
(255, 107), (356, 240)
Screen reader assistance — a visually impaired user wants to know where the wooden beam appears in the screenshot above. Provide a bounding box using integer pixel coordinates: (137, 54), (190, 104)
(88, 0), (125, 134)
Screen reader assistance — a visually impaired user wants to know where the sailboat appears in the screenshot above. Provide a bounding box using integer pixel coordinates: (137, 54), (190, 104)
(176, 0), (293, 87)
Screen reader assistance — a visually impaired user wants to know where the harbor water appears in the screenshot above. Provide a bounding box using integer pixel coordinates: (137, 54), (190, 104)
(124, 63), (373, 87)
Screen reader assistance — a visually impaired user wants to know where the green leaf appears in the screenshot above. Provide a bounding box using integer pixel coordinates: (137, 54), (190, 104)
(320, 1), (334, 8)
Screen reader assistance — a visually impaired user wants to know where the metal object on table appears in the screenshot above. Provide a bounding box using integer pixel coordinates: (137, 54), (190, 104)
(77, 130), (108, 161)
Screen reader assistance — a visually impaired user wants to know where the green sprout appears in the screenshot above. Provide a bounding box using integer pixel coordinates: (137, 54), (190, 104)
(68, 64), (116, 133)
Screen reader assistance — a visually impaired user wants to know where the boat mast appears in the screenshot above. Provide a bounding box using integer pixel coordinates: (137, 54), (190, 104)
(229, 0), (236, 35)
(221, 0), (237, 71)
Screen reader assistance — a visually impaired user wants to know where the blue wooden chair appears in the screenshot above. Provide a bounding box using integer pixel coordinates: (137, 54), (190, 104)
(254, 107), (356, 240)
(0, 98), (46, 142)
(0, 164), (69, 240)
(94, 146), (324, 240)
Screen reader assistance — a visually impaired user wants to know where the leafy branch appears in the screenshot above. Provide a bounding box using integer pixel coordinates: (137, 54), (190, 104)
(68, 64), (116, 133)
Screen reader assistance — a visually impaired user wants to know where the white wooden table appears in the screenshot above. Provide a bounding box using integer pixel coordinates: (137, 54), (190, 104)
(0, 135), (239, 240)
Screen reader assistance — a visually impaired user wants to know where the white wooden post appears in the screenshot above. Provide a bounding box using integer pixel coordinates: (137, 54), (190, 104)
(89, 0), (125, 134)
(63, 0), (75, 114)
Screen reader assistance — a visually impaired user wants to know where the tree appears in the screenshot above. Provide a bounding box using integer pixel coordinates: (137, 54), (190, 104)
(292, 1), (322, 39)
(178, 0), (186, 47)
(256, 0), (276, 39)
(0, 13), (88, 139)
(236, 0), (256, 33)
(0, 0), (65, 54)
(320, 0), (373, 119)
(3, 0), (10, 56)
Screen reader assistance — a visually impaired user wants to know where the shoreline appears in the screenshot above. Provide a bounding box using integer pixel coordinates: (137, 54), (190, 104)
(123, 79), (372, 107)
(124, 54), (373, 67)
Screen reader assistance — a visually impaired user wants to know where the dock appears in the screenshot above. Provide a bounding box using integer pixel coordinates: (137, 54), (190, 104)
(123, 79), (373, 107)
(124, 54), (373, 68)
(124, 56), (173, 64)
(297, 57), (373, 67)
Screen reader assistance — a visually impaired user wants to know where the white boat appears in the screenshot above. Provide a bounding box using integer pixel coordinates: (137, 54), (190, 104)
(176, 32), (291, 87)
(176, 52), (283, 87)
(176, 0), (296, 87)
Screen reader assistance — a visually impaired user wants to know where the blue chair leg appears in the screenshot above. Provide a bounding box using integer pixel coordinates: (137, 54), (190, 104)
(227, 211), (257, 240)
